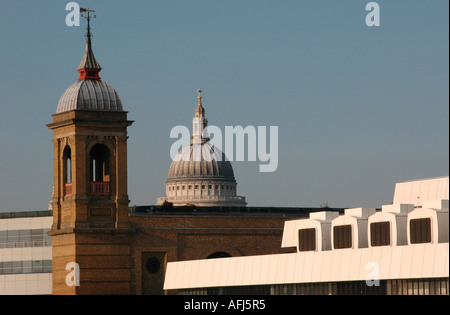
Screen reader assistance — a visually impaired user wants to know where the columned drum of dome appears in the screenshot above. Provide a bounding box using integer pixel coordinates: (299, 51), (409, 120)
(157, 89), (247, 207)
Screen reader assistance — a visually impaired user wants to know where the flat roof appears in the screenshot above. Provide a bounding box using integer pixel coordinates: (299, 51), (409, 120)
(0, 206), (345, 220)
(164, 242), (450, 290)
(130, 205), (345, 218)
(0, 210), (53, 219)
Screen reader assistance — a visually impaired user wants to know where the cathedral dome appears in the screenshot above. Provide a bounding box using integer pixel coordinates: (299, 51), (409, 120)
(157, 89), (246, 207)
(167, 142), (235, 182)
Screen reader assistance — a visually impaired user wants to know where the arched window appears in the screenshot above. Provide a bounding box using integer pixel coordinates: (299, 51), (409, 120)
(63, 146), (72, 196)
(89, 144), (110, 195)
(206, 252), (232, 259)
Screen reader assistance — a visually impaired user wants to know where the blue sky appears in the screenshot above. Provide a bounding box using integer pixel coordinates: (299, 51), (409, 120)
(0, 0), (448, 212)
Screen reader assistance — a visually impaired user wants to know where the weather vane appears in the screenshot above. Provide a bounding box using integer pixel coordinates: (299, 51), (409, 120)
(80, 7), (96, 37)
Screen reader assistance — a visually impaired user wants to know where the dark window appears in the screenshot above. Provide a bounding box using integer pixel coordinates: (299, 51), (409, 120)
(63, 146), (72, 184)
(63, 146), (72, 196)
(22, 261), (32, 273)
(12, 261), (21, 274)
(298, 228), (316, 252)
(142, 252), (166, 295)
(410, 218), (431, 244)
(145, 257), (161, 274)
(0, 229), (51, 248)
(89, 144), (112, 195)
(334, 225), (352, 249)
(32, 260), (43, 273)
(89, 144), (110, 183)
(370, 221), (391, 246)
(0, 260), (52, 275)
(207, 252), (232, 259)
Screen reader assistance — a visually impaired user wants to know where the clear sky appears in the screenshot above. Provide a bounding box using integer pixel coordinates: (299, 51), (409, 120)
(0, 0), (448, 212)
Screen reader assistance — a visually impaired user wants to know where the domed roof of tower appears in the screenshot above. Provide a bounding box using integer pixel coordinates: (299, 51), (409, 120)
(167, 142), (235, 182)
(56, 18), (123, 114)
(57, 79), (123, 113)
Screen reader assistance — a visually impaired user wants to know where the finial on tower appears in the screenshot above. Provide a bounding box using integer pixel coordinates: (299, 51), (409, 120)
(80, 7), (96, 37)
(77, 8), (101, 80)
(197, 88), (203, 106)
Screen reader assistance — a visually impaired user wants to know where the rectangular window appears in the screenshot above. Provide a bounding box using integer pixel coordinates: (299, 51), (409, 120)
(12, 261), (22, 274)
(370, 221), (391, 246)
(22, 261), (32, 273)
(43, 229), (51, 246)
(0, 229), (50, 248)
(0, 230), (6, 244)
(43, 260), (52, 273)
(0, 260), (52, 275)
(333, 225), (352, 249)
(32, 260), (43, 273)
(2, 262), (12, 274)
(410, 218), (431, 244)
(298, 228), (316, 252)
(7, 230), (19, 243)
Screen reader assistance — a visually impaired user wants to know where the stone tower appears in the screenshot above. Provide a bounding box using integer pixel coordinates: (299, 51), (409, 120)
(47, 11), (134, 294)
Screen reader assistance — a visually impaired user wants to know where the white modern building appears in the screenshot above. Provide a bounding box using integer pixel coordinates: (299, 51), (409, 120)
(164, 176), (449, 295)
(0, 211), (53, 295)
